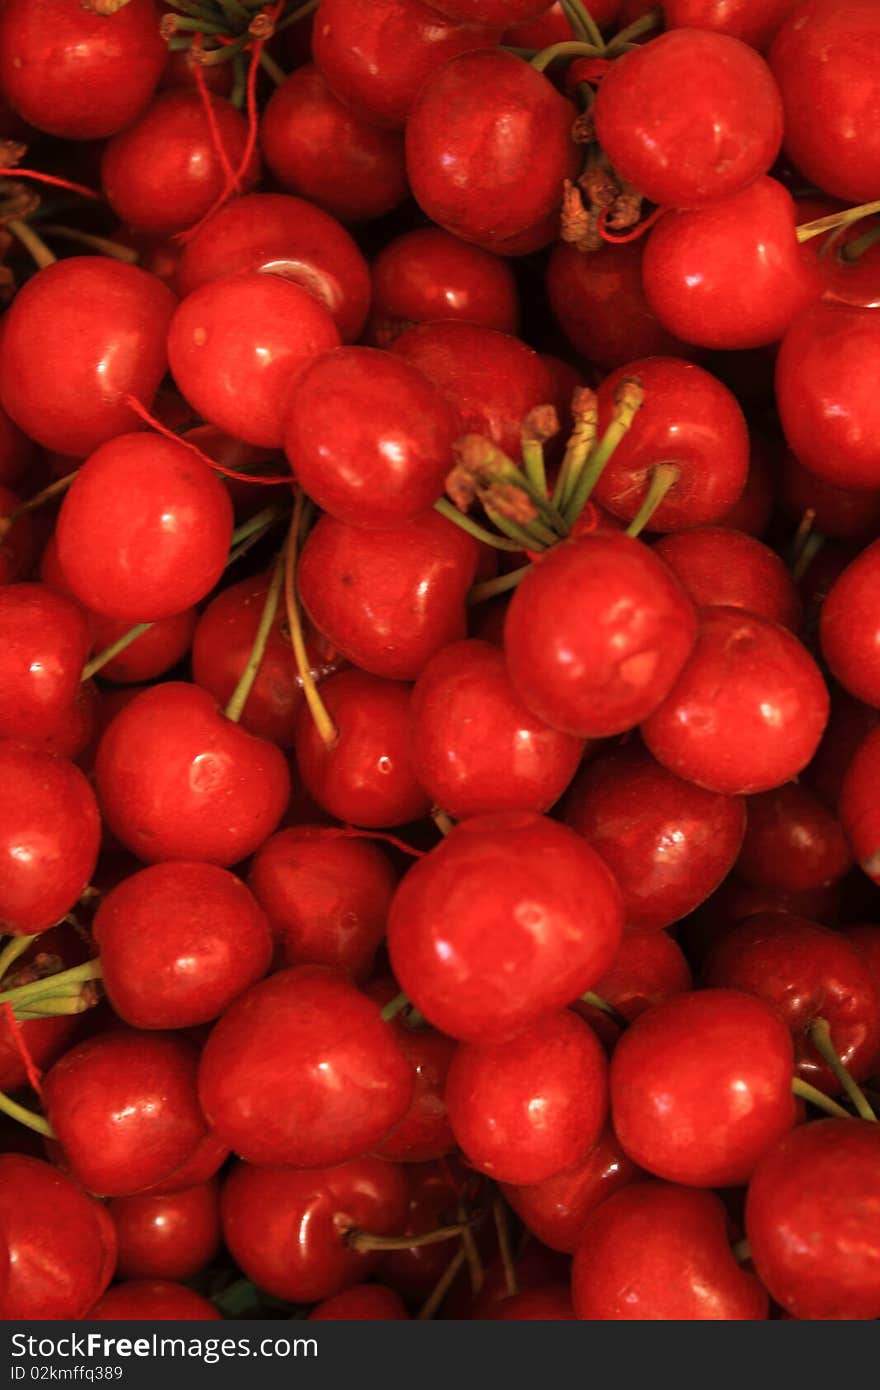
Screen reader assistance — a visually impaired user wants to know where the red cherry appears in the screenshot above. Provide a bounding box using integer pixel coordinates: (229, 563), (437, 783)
(460, 1244), (571, 1320)
(610, 988), (797, 1187)
(0, 484), (34, 584)
(88, 1281), (221, 1321)
(0, 924), (89, 1090)
(175, 192), (371, 343)
(844, 924), (880, 1002)
(220, 1157), (410, 1304)
(662, 0), (799, 49)
(0, 1155), (116, 1320)
(378, 1159), (475, 1299)
(110, 1180), (221, 1283)
(487, 1286), (575, 1320)
(504, 1), (622, 46)
(369, 1015), (456, 1165)
(144, 1130), (230, 1198)
(716, 434), (775, 537)
(44, 1030), (208, 1197)
(309, 1285), (410, 1320)
(387, 812), (624, 1044)
(95, 682), (290, 866)
(369, 228), (518, 346)
(0, 404), (37, 488)
(405, 50), (577, 250)
(261, 65), (408, 223)
(563, 742), (745, 931)
(199, 965), (414, 1168)
(820, 540), (880, 706)
(736, 784), (852, 894)
(746, 1118), (880, 1320)
(431, 0), (555, 21)
(0, 0), (165, 138)
(641, 606), (829, 796)
(504, 534), (697, 739)
(779, 450), (880, 542)
(806, 687), (880, 812)
(55, 434), (233, 622)
(572, 1182), (769, 1320)
(101, 90), (259, 239)
(652, 526), (802, 631)
(0, 258), (175, 457)
(586, 931), (693, 1024)
(594, 30), (782, 208)
(681, 874), (844, 970)
(0, 583), (91, 744)
(839, 724), (880, 882)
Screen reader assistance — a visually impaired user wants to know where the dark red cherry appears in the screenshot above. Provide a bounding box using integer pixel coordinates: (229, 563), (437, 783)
(662, 0), (798, 49)
(0, 484), (34, 584)
(144, 1130), (230, 1198)
(261, 65), (408, 223)
(736, 784), (852, 894)
(652, 526), (802, 631)
(367, 1012), (456, 1165)
(387, 812), (624, 1044)
(821, 540), (880, 707)
(487, 1286), (575, 1320)
(641, 606), (829, 796)
(716, 434), (775, 537)
(95, 682), (290, 866)
(504, 534), (697, 739)
(0, 1155), (116, 1320)
(460, 1244), (571, 1320)
(839, 725), (880, 883)
(0, 924), (89, 1090)
(431, 0), (553, 22)
(0, 583), (91, 745)
(88, 1281), (221, 1320)
(586, 931), (693, 1026)
(309, 1285), (410, 1319)
(0, 404), (37, 488)
(806, 687), (880, 813)
(369, 228), (518, 346)
(377, 1158), (476, 1299)
(779, 450), (880, 542)
(110, 1180), (221, 1283)
(221, 1157), (410, 1304)
(681, 874), (844, 970)
(0, 258), (175, 457)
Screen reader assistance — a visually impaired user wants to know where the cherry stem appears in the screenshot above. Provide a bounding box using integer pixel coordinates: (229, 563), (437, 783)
(417, 1246), (467, 1320)
(0, 1090), (54, 1139)
(791, 1076), (852, 1120)
(0, 959), (102, 1010)
(283, 496), (337, 749)
(4, 469), (76, 524)
(796, 199), (880, 244)
(485, 504), (555, 552)
(459, 1198), (484, 1295)
(467, 563), (531, 605)
(434, 498), (525, 553)
(563, 382), (644, 524)
(7, 219), (58, 269)
(841, 221), (880, 262)
(625, 464), (680, 538)
(492, 1197), (518, 1299)
(791, 533), (825, 586)
(223, 545), (285, 723)
(788, 506), (815, 567)
(379, 991), (411, 1024)
(521, 438), (548, 499)
(432, 809), (454, 836)
(808, 1018), (878, 1122)
(604, 6), (662, 54)
(553, 391), (599, 513)
(531, 38), (602, 71)
(347, 1223), (467, 1254)
(580, 990), (629, 1032)
(560, 0), (605, 50)
(14, 995), (95, 1018)
(38, 225), (139, 263)
(732, 1238), (751, 1265)
(258, 48), (286, 84)
(229, 503), (288, 551)
(216, 0), (250, 27)
(274, 0), (319, 33)
(81, 623), (151, 683)
(0, 934), (36, 984)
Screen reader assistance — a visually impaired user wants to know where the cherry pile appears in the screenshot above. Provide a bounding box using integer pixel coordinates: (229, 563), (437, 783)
(0, 0), (879, 1325)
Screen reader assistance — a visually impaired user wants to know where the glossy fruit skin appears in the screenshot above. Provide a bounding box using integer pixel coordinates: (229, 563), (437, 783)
(770, 0), (880, 201)
(175, 193), (370, 343)
(641, 606), (830, 796)
(594, 29), (783, 208)
(662, 0), (799, 49)
(369, 228), (518, 345)
(309, 1285), (410, 1320)
(44, 1030), (207, 1198)
(410, 639), (585, 819)
(388, 812), (624, 1044)
(746, 1119), (880, 1320)
(145, 1131), (230, 1198)
(702, 914), (880, 1091)
(588, 931), (693, 1023)
(821, 541), (880, 706)
(0, 258), (175, 457)
(0, 584), (91, 745)
(284, 347), (460, 527)
(736, 784), (852, 893)
(406, 50), (578, 249)
(56, 434), (233, 623)
(652, 526), (803, 632)
(0, 742), (100, 935)
(564, 743), (745, 931)
(370, 1011), (456, 1164)
(0, 0), (165, 139)
(87, 1281), (221, 1320)
(445, 1010), (608, 1184)
(504, 535), (697, 739)
(0, 1155), (116, 1320)
(220, 1158), (410, 1304)
(95, 682), (290, 867)
(110, 1180), (221, 1282)
(199, 965), (414, 1168)
(776, 303), (880, 491)
(573, 1182), (769, 1321)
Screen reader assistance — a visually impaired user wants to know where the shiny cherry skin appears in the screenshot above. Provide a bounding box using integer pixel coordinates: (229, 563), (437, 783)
(145, 1130), (230, 1198)
(586, 932), (693, 1026)
(504, 534), (697, 739)
(410, 639), (585, 819)
(0, 0), (165, 138)
(56, 434), (233, 622)
(563, 742), (745, 930)
(175, 192), (371, 343)
(573, 1182), (769, 1321)
(702, 913), (880, 1091)
(44, 1030), (207, 1197)
(0, 584), (91, 745)
(501, 1124), (641, 1254)
(821, 540), (880, 706)
(0, 742), (100, 935)
(593, 358), (749, 531)
(261, 65), (408, 223)
(284, 347), (460, 528)
(746, 1119), (880, 1320)
(220, 1157), (410, 1304)
(445, 1009), (608, 1185)
(387, 812), (624, 1044)
(298, 510), (478, 682)
(0, 1155), (116, 1320)
(776, 303), (880, 491)
(652, 526), (802, 632)
(594, 30), (782, 208)
(95, 682), (290, 866)
(378, 1159), (476, 1299)
(392, 320), (555, 461)
(309, 1285), (410, 1320)
(101, 90), (259, 239)
(249, 827), (396, 982)
(95, 861), (273, 1030)
(368, 228), (518, 346)
(91, 608), (197, 686)
(313, 0), (500, 128)
(0, 924), (89, 1090)
(199, 965), (414, 1168)
(110, 1180), (221, 1283)
(610, 989), (797, 1187)
(662, 0), (798, 49)
(641, 606), (830, 796)
(406, 50), (577, 250)
(88, 1281), (221, 1320)
(642, 177), (819, 350)
(779, 451), (880, 543)
(368, 1005), (456, 1164)
(770, 0), (880, 202)
(0, 258), (175, 458)
(736, 784), (852, 893)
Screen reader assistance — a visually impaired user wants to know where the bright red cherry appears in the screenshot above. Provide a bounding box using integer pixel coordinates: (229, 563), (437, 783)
(110, 1180), (221, 1283)
(0, 584), (91, 745)
(369, 228), (518, 346)
(367, 1003), (456, 1164)
(662, 0), (799, 49)
(736, 784), (852, 893)
(652, 526), (803, 631)
(641, 606), (830, 796)
(821, 540), (880, 706)
(88, 1281), (221, 1320)
(573, 1182), (769, 1320)
(309, 1285), (410, 1320)
(746, 1119), (880, 1320)
(610, 989), (797, 1187)
(387, 812), (624, 1044)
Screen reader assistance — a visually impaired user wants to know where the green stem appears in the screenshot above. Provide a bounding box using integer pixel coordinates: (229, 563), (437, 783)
(604, 6), (662, 54)
(841, 221), (880, 262)
(791, 1077), (852, 1120)
(809, 1019), (877, 1122)
(521, 438), (547, 500)
(258, 48), (287, 85)
(485, 505), (554, 552)
(0, 1091), (54, 1139)
(224, 547), (285, 723)
(284, 499), (337, 749)
(347, 1224), (467, 1253)
(560, 0), (605, 49)
(274, 0), (319, 33)
(3, 469), (77, 523)
(81, 623), (151, 682)
(625, 464), (680, 538)
(14, 995), (95, 1018)
(230, 504), (286, 549)
(0, 959), (102, 1010)
(7, 219), (57, 270)
(467, 563), (532, 605)
(493, 1197), (518, 1299)
(380, 991), (411, 1024)
(563, 384), (643, 524)
(164, 13), (228, 32)
(433, 498), (525, 553)
(417, 1247), (467, 1321)
(791, 531), (825, 585)
(432, 809), (454, 837)
(733, 1238), (751, 1264)
(215, 0), (250, 27)
(0, 934), (36, 984)
(580, 990), (629, 1032)
(796, 198), (880, 244)
(531, 38), (601, 72)
(38, 225), (139, 262)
